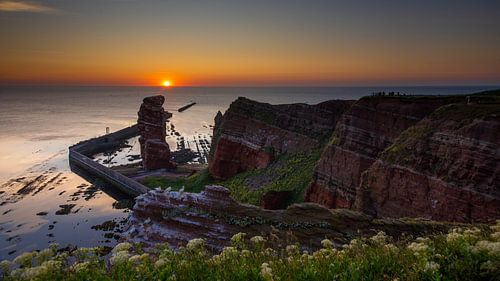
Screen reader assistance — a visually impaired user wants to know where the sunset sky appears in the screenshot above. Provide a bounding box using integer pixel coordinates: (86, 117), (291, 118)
(0, 0), (499, 86)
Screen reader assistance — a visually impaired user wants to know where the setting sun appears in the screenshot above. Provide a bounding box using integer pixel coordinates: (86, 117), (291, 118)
(162, 80), (171, 87)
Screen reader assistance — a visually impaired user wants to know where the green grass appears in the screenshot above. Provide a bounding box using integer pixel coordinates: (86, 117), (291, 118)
(142, 151), (321, 206)
(142, 169), (212, 194)
(383, 126), (433, 165)
(2, 224), (499, 281)
(430, 103), (500, 121)
(219, 151), (321, 205)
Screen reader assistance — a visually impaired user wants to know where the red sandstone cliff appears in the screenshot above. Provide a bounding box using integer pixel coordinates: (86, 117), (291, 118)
(356, 97), (500, 223)
(137, 95), (175, 170)
(304, 95), (466, 209)
(208, 97), (354, 180)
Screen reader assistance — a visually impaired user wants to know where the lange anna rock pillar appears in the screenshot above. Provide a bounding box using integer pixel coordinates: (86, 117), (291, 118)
(137, 95), (176, 170)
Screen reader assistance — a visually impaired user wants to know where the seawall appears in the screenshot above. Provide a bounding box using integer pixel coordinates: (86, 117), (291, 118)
(68, 124), (149, 197)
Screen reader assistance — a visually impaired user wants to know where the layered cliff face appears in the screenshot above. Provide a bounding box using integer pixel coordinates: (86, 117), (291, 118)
(137, 95), (175, 170)
(208, 97), (354, 180)
(305, 95), (465, 209)
(124, 185), (458, 251)
(357, 96), (500, 223)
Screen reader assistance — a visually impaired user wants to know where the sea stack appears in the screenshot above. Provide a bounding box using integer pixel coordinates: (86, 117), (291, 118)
(137, 95), (176, 170)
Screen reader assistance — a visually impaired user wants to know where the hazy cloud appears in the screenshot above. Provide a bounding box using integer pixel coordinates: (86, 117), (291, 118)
(0, 1), (56, 13)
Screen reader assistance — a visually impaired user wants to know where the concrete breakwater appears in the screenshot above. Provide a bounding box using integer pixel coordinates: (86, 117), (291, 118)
(68, 124), (149, 197)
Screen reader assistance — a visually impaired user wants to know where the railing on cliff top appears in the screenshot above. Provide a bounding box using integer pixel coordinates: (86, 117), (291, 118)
(68, 124), (149, 197)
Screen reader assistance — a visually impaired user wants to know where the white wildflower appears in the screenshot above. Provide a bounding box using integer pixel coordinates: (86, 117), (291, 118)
(21, 265), (49, 279)
(42, 260), (62, 271)
(473, 241), (500, 255)
(343, 238), (365, 250)
(370, 231), (388, 245)
(128, 255), (142, 264)
(321, 239), (334, 249)
(210, 254), (222, 265)
(286, 245), (299, 256)
(446, 228), (465, 242)
(13, 252), (35, 267)
(72, 261), (91, 273)
(241, 249), (251, 258)
(415, 237), (430, 243)
(384, 243), (398, 252)
(230, 232), (246, 246)
(260, 262), (274, 281)
(490, 221), (500, 233)
(463, 227), (481, 238)
(110, 250), (129, 265)
(186, 238), (205, 250)
(112, 242), (132, 254)
(250, 236), (266, 245)
(491, 232), (500, 241)
(425, 261), (440, 272)
(155, 258), (168, 268)
(407, 242), (429, 256)
(221, 246), (238, 259)
(264, 248), (276, 256)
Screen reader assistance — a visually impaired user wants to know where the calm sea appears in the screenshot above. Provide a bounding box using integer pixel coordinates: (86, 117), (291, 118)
(0, 85), (497, 258)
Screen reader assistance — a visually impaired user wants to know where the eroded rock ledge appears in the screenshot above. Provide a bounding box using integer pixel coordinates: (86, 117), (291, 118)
(208, 97), (354, 180)
(123, 185), (460, 251)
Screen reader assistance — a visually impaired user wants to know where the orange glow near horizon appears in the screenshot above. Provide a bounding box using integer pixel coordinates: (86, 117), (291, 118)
(1, 2), (499, 86)
(162, 80), (172, 87)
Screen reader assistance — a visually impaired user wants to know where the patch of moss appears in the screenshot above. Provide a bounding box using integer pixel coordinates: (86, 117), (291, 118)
(219, 150), (321, 205)
(142, 150), (321, 207)
(383, 126), (433, 165)
(142, 169), (212, 193)
(328, 131), (340, 146)
(430, 103), (500, 121)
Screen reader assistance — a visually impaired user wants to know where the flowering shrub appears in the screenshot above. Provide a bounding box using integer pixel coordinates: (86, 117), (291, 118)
(0, 222), (499, 281)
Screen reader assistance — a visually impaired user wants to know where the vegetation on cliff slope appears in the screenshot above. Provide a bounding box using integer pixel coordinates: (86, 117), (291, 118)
(142, 151), (321, 206)
(1, 223), (499, 281)
(382, 95), (500, 166)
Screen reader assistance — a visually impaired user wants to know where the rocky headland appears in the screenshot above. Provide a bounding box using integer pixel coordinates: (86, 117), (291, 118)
(115, 91), (499, 252)
(205, 91), (499, 223)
